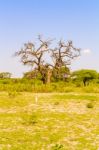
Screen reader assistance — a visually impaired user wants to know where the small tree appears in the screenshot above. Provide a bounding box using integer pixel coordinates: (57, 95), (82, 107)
(0, 72), (12, 79)
(71, 69), (98, 86)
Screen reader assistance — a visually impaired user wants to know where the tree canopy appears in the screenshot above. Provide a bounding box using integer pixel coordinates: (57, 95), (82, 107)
(71, 69), (98, 86)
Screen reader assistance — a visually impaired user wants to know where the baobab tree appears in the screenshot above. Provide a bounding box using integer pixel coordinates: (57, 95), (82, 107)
(50, 40), (80, 81)
(51, 40), (80, 68)
(15, 35), (80, 83)
(15, 35), (52, 84)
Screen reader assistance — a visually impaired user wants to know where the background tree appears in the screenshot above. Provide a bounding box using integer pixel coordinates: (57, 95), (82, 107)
(51, 40), (80, 81)
(71, 69), (98, 86)
(0, 72), (12, 79)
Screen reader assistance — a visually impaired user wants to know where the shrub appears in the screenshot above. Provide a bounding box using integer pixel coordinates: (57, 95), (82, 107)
(52, 144), (64, 150)
(86, 103), (94, 108)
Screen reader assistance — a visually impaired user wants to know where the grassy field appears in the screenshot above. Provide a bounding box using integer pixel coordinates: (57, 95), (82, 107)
(0, 92), (99, 150)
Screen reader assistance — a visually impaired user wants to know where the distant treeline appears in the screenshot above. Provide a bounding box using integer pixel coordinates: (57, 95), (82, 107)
(0, 69), (99, 93)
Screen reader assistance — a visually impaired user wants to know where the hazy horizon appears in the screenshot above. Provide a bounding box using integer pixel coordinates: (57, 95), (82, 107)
(0, 0), (99, 77)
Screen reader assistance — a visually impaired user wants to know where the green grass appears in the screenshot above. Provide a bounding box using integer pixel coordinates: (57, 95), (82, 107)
(0, 92), (99, 149)
(0, 78), (99, 93)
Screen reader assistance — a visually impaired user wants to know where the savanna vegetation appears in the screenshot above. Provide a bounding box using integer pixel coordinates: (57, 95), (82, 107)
(0, 36), (99, 150)
(0, 36), (99, 93)
(0, 69), (99, 93)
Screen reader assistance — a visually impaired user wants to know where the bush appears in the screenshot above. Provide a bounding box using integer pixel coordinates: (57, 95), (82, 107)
(86, 103), (94, 108)
(52, 144), (64, 150)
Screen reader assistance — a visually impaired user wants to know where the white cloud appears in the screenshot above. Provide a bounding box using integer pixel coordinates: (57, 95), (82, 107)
(82, 49), (91, 54)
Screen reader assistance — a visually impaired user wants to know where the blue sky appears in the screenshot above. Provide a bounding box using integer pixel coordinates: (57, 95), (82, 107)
(0, 0), (99, 77)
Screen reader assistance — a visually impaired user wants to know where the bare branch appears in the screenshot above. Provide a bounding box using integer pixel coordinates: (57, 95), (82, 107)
(51, 39), (80, 69)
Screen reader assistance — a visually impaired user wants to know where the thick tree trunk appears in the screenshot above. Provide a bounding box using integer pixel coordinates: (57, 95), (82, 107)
(41, 69), (52, 84)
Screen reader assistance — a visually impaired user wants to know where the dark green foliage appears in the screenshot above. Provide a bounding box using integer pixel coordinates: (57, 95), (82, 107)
(23, 66), (70, 83)
(23, 69), (42, 80)
(52, 66), (70, 82)
(71, 69), (98, 86)
(0, 72), (99, 92)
